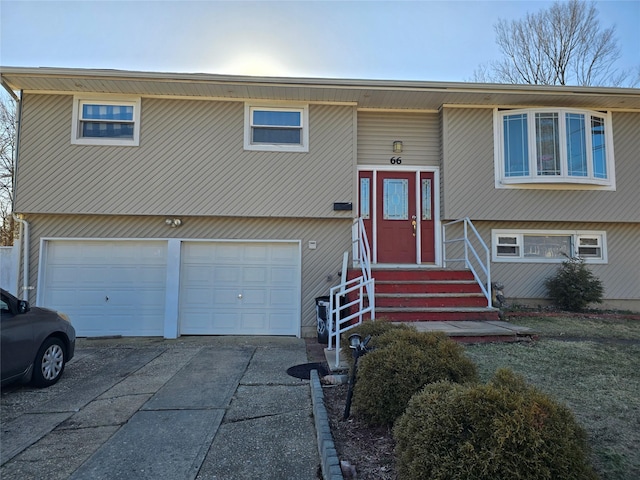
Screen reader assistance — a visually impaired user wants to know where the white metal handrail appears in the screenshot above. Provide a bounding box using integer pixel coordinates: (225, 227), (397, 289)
(355, 217), (374, 311)
(328, 276), (375, 368)
(442, 217), (491, 307)
(327, 217), (375, 368)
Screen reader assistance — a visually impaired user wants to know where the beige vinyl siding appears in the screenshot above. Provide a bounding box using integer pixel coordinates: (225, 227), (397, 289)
(357, 111), (439, 166)
(442, 108), (640, 223)
(459, 221), (639, 308)
(16, 94), (355, 218)
(21, 214), (351, 337)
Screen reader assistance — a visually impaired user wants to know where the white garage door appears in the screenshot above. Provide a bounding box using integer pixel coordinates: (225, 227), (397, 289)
(179, 241), (300, 335)
(41, 241), (167, 337)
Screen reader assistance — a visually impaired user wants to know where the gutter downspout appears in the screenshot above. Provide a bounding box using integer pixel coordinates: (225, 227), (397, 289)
(10, 90), (28, 300)
(12, 214), (29, 301)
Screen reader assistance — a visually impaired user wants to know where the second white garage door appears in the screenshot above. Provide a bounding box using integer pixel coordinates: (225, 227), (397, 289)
(179, 241), (300, 336)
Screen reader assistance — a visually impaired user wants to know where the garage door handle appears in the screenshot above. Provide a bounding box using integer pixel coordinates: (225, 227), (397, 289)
(237, 294), (243, 299)
(105, 296), (109, 302)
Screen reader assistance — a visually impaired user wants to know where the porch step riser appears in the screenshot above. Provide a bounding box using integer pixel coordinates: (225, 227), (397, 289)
(348, 269), (475, 282)
(376, 282), (482, 294)
(375, 297), (488, 308)
(376, 310), (500, 322)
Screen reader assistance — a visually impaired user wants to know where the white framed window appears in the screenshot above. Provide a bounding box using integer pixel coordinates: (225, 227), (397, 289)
(71, 95), (141, 146)
(244, 103), (309, 152)
(492, 230), (607, 263)
(494, 108), (615, 190)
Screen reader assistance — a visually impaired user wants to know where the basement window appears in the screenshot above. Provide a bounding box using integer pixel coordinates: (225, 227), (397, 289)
(492, 230), (607, 263)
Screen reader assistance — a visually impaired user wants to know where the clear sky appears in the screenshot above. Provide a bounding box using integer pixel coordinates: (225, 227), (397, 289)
(1, 0), (638, 82)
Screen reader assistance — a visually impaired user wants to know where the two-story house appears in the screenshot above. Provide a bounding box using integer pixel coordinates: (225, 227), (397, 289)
(1, 67), (638, 339)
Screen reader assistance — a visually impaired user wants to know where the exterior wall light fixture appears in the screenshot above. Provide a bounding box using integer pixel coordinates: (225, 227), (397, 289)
(393, 141), (403, 153)
(165, 218), (182, 228)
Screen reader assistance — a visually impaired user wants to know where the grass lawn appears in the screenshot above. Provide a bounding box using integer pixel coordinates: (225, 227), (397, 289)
(465, 314), (640, 480)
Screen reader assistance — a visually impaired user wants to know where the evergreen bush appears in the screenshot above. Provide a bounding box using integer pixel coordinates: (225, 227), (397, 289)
(339, 319), (412, 368)
(544, 256), (604, 311)
(351, 330), (478, 426)
(394, 369), (598, 480)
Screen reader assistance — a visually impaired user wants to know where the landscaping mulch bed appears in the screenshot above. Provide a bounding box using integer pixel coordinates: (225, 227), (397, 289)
(322, 383), (397, 480)
(309, 312), (640, 479)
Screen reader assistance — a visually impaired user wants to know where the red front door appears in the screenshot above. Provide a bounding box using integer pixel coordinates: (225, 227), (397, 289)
(376, 172), (416, 263)
(359, 170), (436, 264)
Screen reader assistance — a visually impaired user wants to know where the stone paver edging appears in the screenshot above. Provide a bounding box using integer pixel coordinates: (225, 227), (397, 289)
(310, 370), (344, 480)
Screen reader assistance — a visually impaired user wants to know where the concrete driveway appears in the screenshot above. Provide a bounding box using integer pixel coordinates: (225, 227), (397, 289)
(1, 336), (320, 480)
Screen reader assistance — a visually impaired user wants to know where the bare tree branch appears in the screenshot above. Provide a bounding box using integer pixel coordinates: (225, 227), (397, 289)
(473, 0), (634, 86)
(0, 91), (17, 245)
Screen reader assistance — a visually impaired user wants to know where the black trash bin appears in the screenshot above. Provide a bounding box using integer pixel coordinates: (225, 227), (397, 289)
(315, 294), (348, 344)
(315, 296), (330, 344)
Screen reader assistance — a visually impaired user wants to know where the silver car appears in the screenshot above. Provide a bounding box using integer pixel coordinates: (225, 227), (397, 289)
(1, 289), (76, 388)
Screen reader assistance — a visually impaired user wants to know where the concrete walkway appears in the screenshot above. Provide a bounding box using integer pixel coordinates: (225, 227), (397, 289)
(324, 320), (535, 370)
(1, 337), (319, 480)
(405, 320), (534, 338)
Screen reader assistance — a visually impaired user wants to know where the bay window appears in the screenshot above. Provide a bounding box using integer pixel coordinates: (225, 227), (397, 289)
(496, 108), (614, 189)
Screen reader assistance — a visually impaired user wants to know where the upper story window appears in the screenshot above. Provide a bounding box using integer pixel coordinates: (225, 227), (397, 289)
(492, 229), (607, 263)
(494, 108), (615, 190)
(244, 103), (309, 152)
(71, 96), (141, 146)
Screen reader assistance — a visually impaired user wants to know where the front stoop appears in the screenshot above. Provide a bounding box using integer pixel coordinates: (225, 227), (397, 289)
(401, 320), (536, 343)
(348, 268), (501, 322)
(322, 320), (537, 371)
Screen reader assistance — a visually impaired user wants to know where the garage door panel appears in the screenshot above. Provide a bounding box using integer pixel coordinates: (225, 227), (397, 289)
(213, 289), (240, 305)
(214, 266), (242, 283)
(212, 312), (241, 332)
(216, 245), (245, 263)
(241, 313), (267, 330)
(183, 266), (213, 283)
(108, 266), (166, 284)
(180, 242), (300, 336)
(270, 289), (297, 307)
(240, 289), (267, 305)
(270, 245), (299, 263)
(242, 266), (267, 283)
(182, 287), (214, 306)
(47, 265), (87, 284)
(244, 245), (269, 261)
(269, 311), (298, 330)
(46, 287), (107, 309)
(107, 287), (166, 306)
(271, 267), (297, 284)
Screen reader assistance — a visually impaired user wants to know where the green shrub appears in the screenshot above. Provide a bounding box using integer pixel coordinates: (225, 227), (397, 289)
(339, 319), (412, 368)
(394, 369), (598, 480)
(544, 256), (604, 311)
(351, 330), (478, 426)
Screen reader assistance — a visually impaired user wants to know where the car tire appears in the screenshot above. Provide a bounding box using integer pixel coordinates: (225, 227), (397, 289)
(31, 337), (66, 388)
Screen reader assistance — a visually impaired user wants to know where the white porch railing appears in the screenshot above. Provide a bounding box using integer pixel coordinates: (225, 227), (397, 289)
(328, 218), (375, 368)
(442, 217), (491, 307)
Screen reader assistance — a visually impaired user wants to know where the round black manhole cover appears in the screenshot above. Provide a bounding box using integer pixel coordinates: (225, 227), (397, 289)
(286, 362), (328, 380)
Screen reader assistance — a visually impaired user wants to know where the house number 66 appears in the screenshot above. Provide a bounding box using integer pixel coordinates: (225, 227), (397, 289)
(390, 157), (402, 165)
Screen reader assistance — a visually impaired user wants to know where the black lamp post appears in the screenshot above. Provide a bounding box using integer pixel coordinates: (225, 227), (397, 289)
(343, 333), (371, 420)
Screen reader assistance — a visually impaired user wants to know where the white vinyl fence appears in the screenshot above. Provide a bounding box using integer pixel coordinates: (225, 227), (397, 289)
(0, 245), (18, 295)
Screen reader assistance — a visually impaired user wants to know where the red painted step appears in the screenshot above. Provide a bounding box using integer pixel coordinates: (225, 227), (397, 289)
(376, 281), (482, 294)
(375, 308), (500, 322)
(350, 269), (475, 282)
(375, 293), (488, 308)
(347, 268), (499, 323)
